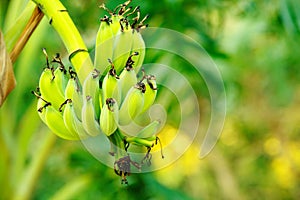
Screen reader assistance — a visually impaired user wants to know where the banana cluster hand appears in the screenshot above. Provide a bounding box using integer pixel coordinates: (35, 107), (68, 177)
(95, 1), (146, 75)
(33, 1), (163, 184)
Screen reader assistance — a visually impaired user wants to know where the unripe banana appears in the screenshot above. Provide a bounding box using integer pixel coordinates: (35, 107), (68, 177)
(82, 69), (101, 120)
(82, 95), (101, 136)
(65, 79), (76, 100)
(112, 18), (133, 74)
(102, 61), (121, 104)
(100, 98), (119, 136)
(39, 67), (65, 111)
(94, 15), (114, 75)
(131, 30), (145, 73)
(37, 97), (49, 124)
(44, 103), (79, 140)
(53, 66), (69, 97)
(119, 53), (138, 101)
(110, 15), (123, 36)
(141, 75), (157, 113)
(51, 53), (69, 93)
(99, 90), (103, 114)
(119, 82), (145, 125)
(63, 99), (89, 139)
(65, 77), (83, 120)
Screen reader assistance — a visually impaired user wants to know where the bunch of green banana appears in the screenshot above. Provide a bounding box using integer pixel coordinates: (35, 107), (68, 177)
(33, 1), (164, 183)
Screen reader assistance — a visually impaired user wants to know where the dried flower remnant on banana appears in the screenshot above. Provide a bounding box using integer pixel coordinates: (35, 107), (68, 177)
(32, 0), (163, 184)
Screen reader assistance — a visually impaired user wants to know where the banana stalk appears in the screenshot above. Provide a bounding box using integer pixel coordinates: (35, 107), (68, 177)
(32, 0), (93, 82)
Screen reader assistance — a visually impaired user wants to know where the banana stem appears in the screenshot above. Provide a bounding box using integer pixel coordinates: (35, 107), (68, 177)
(125, 137), (154, 147)
(108, 130), (155, 160)
(108, 130), (127, 160)
(31, 0), (93, 82)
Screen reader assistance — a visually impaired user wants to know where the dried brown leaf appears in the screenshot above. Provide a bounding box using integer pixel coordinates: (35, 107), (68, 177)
(0, 31), (16, 106)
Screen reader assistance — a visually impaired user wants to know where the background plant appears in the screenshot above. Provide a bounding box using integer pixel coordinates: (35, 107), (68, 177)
(1, 0), (300, 199)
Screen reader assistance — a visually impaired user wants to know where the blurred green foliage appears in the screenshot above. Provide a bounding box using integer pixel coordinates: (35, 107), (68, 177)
(1, 0), (300, 199)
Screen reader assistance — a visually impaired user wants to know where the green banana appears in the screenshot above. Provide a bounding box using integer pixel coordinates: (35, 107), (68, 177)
(98, 90), (103, 114)
(65, 77), (83, 120)
(131, 30), (145, 73)
(102, 61), (121, 104)
(82, 69), (101, 120)
(141, 75), (157, 113)
(44, 103), (79, 140)
(119, 82), (145, 125)
(100, 98), (119, 136)
(63, 99), (89, 139)
(112, 18), (133, 74)
(110, 15), (123, 36)
(39, 67), (66, 111)
(82, 95), (101, 136)
(36, 97), (49, 124)
(94, 15), (114, 75)
(119, 53), (138, 101)
(65, 77), (77, 99)
(53, 67), (69, 97)
(52, 53), (69, 93)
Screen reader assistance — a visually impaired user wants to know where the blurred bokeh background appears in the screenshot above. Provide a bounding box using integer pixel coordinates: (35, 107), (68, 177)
(1, 0), (300, 199)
